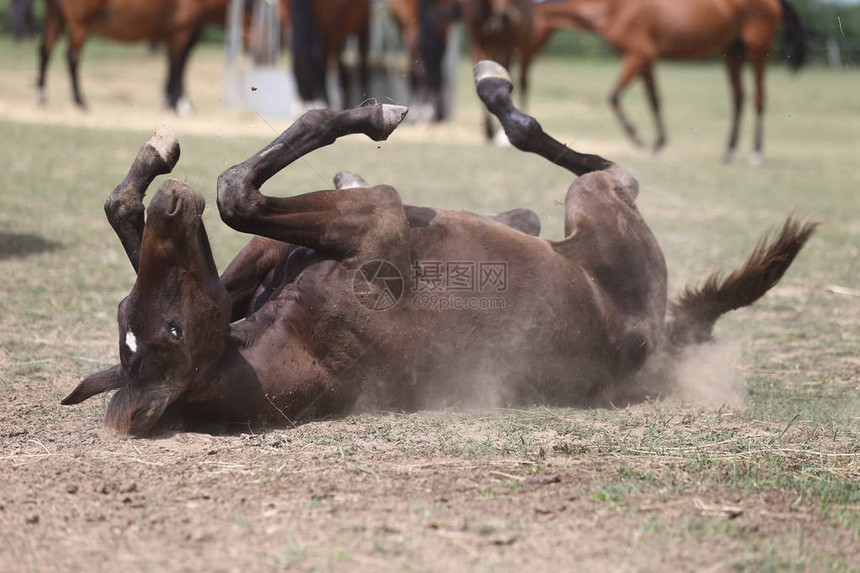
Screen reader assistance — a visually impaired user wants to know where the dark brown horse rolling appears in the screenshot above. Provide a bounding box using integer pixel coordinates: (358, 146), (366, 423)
(61, 61), (815, 435)
(288, 0), (371, 109)
(38, 0), (233, 113)
(535, 0), (807, 163)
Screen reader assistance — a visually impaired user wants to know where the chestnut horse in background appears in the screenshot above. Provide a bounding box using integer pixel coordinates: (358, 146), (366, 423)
(535, 0), (808, 163)
(38, 0), (233, 113)
(288, 0), (371, 109)
(389, 0), (460, 121)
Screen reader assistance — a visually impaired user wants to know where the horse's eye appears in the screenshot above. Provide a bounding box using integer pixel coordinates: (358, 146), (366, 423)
(167, 323), (183, 341)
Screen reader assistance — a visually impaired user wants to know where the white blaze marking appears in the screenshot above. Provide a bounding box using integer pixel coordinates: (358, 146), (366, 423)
(125, 331), (138, 354)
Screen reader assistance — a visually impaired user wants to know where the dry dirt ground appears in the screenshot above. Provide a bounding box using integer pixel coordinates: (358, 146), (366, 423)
(1, 39), (859, 572)
(1, 406), (858, 573)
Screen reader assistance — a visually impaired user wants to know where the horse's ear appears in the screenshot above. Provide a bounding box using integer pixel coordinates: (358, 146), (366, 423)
(61, 365), (125, 405)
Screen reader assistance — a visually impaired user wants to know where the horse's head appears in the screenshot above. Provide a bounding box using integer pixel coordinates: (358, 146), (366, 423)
(63, 180), (231, 435)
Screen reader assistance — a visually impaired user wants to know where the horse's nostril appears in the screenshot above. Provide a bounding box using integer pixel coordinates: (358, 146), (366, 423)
(166, 191), (182, 217)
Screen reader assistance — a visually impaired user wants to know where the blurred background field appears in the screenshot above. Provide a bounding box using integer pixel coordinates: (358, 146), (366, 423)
(0, 3), (858, 571)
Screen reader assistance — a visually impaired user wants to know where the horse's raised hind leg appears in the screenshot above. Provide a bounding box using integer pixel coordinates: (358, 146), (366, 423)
(474, 60), (637, 197)
(217, 105), (410, 256)
(641, 64), (667, 153)
(748, 48), (768, 166)
(722, 42), (745, 163)
(37, 0), (63, 106)
(104, 128), (181, 273)
(609, 53), (649, 148)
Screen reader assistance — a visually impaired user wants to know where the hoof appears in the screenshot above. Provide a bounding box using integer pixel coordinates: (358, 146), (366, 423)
(147, 127), (180, 171)
(749, 151), (764, 167)
(382, 104), (409, 130)
(722, 149), (735, 164)
(474, 60), (512, 86)
(175, 97), (194, 117)
(334, 170), (369, 190)
(372, 104), (408, 141)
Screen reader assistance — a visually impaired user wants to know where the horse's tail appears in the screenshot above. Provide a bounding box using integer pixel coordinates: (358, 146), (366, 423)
(665, 217), (818, 352)
(778, 0), (809, 71)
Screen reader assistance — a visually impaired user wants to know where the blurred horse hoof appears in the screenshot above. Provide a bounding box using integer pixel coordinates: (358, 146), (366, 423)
(749, 151), (764, 167)
(175, 97), (194, 117)
(492, 129), (512, 147)
(722, 149), (735, 164)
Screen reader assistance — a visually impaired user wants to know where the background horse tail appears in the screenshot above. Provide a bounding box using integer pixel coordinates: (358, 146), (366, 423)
(778, 0), (809, 71)
(665, 217), (818, 352)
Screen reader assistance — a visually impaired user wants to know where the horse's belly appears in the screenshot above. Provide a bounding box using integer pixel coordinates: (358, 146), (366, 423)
(653, 0), (741, 59)
(91, 0), (174, 42)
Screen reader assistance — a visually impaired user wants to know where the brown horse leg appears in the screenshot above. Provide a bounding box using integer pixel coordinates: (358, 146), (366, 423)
(336, 49), (352, 109)
(219, 236), (293, 321)
(217, 105), (410, 254)
(165, 30), (199, 115)
(519, 55), (532, 111)
(66, 25), (88, 109)
(748, 48), (768, 166)
(104, 128), (181, 273)
(723, 42), (745, 163)
(474, 61), (638, 197)
(641, 64), (667, 153)
(37, 0), (63, 106)
(609, 54), (648, 148)
(357, 30), (370, 105)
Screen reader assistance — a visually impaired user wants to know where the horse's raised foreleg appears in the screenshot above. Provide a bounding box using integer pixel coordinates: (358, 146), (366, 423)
(104, 128), (181, 273)
(37, 0), (63, 106)
(609, 53), (648, 148)
(641, 64), (667, 153)
(217, 105), (410, 256)
(722, 43), (745, 163)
